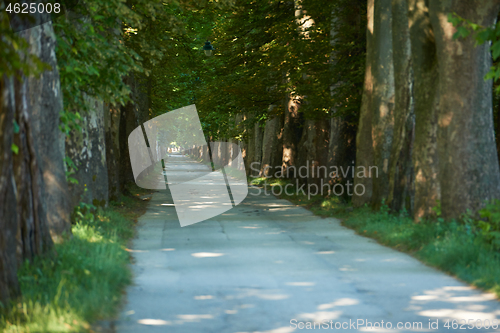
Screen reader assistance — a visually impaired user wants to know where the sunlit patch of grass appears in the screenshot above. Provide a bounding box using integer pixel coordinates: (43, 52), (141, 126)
(0, 194), (143, 332)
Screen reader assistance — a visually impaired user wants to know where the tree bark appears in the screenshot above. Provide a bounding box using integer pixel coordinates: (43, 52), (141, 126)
(12, 76), (54, 263)
(244, 114), (256, 176)
(328, 116), (357, 200)
(0, 75), (21, 306)
(282, 96), (301, 178)
(104, 102), (122, 201)
(118, 73), (150, 192)
(66, 95), (109, 208)
(254, 121), (264, 173)
(353, 0), (375, 207)
(429, 0), (500, 218)
(22, 22), (71, 240)
(386, 0), (415, 214)
(370, 0), (395, 210)
(408, 0), (440, 221)
(296, 118), (330, 186)
(328, 7), (361, 202)
(261, 111), (284, 177)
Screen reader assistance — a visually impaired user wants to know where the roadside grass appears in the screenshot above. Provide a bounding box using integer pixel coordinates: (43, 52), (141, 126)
(0, 183), (151, 332)
(250, 176), (500, 298)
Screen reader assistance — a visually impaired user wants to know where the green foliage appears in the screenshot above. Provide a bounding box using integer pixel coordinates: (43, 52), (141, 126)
(63, 157), (79, 185)
(477, 200), (500, 251)
(10, 144), (19, 155)
(449, 13), (500, 94)
(184, 0), (366, 139)
(72, 201), (98, 225)
(53, 0), (144, 125)
(0, 8), (48, 78)
(0, 206), (135, 332)
(52, 0), (234, 135)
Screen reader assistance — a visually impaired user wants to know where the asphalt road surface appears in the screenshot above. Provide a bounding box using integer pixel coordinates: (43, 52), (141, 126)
(116, 155), (500, 333)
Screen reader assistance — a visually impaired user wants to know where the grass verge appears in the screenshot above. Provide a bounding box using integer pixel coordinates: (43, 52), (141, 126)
(250, 176), (500, 299)
(0, 183), (152, 332)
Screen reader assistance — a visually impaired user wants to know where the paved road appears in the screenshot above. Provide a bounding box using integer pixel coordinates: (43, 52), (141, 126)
(116, 155), (500, 333)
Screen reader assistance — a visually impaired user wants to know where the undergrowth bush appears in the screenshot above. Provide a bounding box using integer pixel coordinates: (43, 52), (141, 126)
(0, 204), (135, 332)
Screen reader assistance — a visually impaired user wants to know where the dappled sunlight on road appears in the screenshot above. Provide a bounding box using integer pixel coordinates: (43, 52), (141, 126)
(236, 327), (296, 333)
(193, 295), (214, 300)
(137, 318), (171, 326)
(176, 313), (214, 321)
(413, 285), (500, 323)
(297, 310), (342, 323)
(191, 252), (225, 258)
(116, 157), (500, 333)
(315, 250), (335, 254)
(317, 298), (359, 309)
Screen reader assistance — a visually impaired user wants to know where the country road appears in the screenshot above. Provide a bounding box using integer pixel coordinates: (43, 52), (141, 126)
(115, 155), (500, 333)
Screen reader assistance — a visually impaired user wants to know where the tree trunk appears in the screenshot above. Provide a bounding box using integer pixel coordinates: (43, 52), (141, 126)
(282, 96), (301, 178)
(328, 8), (360, 202)
(22, 22), (71, 240)
(118, 73), (150, 192)
(244, 114), (256, 176)
(429, 0), (500, 218)
(0, 75), (21, 306)
(119, 100), (138, 191)
(353, 0), (375, 207)
(261, 111), (283, 177)
(104, 103), (122, 201)
(12, 76), (54, 263)
(296, 118), (330, 186)
(386, 0), (414, 214)
(408, 0), (440, 221)
(370, 0), (395, 210)
(328, 116), (357, 200)
(254, 121), (264, 173)
(66, 95), (109, 208)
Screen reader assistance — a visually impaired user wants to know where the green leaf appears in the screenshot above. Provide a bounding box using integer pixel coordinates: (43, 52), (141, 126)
(11, 143), (19, 155)
(457, 26), (471, 39)
(12, 119), (19, 134)
(492, 41), (500, 59)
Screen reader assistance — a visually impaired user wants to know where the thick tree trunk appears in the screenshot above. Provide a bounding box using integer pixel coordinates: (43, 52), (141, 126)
(408, 0), (440, 221)
(104, 103), (122, 201)
(118, 73), (151, 192)
(251, 120), (264, 177)
(119, 101), (138, 191)
(386, 0), (414, 214)
(261, 112), (284, 177)
(0, 76), (21, 306)
(429, 0), (500, 218)
(234, 113), (247, 169)
(66, 95), (109, 208)
(296, 119), (330, 186)
(370, 0), (395, 210)
(353, 0), (375, 207)
(328, 116), (357, 200)
(327, 9), (358, 201)
(12, 76), (54, 262)
(244, 114), (256, 176)
(282, 96), (301, 178)
(22, 22), (71, 240)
